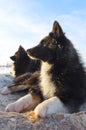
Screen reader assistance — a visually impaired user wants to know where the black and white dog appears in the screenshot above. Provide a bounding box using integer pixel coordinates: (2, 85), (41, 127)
(4, 21), (86, 118)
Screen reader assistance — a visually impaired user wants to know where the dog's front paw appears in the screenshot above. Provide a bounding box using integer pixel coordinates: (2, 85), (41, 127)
(34, 97), (68, 118)
(5, 101), (22, 112)
(5, 94), (41, 112)
(5, 94), (32, 112)
(34, 97), (56, 118)
(34, 101), (48, 118)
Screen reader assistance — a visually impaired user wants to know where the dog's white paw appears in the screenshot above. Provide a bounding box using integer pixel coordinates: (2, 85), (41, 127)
(34, 100), (48, 118)
(5, 94), (32, 112)
(5, 101), (22, 112)
(5, 94), (40, 112)
(34, 97), (68, 118)
(1, 87), (11, 95)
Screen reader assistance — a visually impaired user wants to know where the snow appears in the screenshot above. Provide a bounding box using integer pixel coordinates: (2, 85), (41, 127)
(0, 66), (26, 112)
(0, 66), (12, 74)
(0, 66), (13, 88)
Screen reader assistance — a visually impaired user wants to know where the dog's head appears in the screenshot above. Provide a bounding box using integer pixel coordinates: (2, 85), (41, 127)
(27, 21), (68, 63)
(10, 45), (28, 62)
(10, 45), (30, 76)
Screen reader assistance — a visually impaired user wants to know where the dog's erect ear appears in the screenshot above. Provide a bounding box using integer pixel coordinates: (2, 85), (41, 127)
(19, 45), (24, 51)
(52, 21), (64, 37)
(18, 45), (26, 53)
(10, 56), (16, 61)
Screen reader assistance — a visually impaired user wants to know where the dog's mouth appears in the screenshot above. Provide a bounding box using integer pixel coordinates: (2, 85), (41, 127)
(27, 49), (38, 60)
(27, 49), (31, 56)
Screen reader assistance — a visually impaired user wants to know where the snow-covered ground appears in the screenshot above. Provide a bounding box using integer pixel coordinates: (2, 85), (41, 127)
(0, 66), (12, 74)
(0, 66), (13, 88)
(0, 66), (26, 111)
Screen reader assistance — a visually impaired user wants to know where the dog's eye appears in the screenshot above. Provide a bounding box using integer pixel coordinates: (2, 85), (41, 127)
(49, 39), (57, 47)
(52, 38), (63, 49)
(48, 41), (57, 49)
(52, 38), (57, 44)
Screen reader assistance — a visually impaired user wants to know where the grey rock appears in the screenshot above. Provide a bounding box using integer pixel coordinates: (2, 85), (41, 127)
(0, 112), (86, 130)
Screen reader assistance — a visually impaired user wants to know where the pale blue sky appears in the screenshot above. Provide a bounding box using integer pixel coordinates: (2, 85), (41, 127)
(0, 0), (86, 65)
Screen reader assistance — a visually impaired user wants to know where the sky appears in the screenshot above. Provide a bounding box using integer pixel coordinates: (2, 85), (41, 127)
(0, 0), (86, 66)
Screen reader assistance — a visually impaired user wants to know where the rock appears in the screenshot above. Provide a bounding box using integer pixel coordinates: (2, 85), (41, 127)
(0, 74), (27, 111)
(0, 73), (86, 130)
(0, 111), (86, 130)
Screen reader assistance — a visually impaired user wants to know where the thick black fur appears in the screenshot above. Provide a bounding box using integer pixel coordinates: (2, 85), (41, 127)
(27, 21), (86, 113)
(10, 45), (40, 77)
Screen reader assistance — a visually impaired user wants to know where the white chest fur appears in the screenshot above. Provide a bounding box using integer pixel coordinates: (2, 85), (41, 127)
(40, 62), (56, 99)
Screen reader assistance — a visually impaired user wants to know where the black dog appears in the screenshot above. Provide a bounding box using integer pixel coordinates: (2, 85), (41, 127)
(10, 45), (40, 77)
(1, 45), (40, 94)
(27, 21), (86, 114)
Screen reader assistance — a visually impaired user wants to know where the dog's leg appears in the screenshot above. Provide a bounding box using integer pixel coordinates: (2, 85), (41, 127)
(1, 72), (32, 94)
(13, 72), (32, 83)
(1, 84), (29, 95)
(1, 71), (39, 94)
(5, 93), (41, 112)
(34, 96), (68, 118)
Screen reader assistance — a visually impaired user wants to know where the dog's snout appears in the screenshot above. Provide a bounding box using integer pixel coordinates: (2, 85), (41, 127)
(27, 48), (34, 57)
